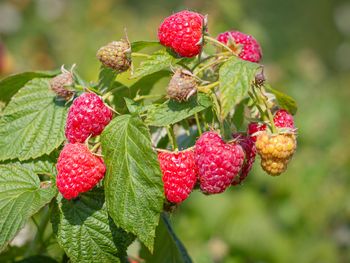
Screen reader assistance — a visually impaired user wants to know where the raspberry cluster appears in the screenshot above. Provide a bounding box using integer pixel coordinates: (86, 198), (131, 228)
(55, 91), (112, 199)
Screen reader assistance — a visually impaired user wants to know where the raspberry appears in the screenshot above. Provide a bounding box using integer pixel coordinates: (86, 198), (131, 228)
(96, 40), (131, 72)
(65, 92), (113, 143)
(50, 66), (74, 101)
(56, 143), (106, 199)
(194, 132), (244, 194)
(255, 131), (297, 176)
(158, 10), (204, 57)
(260, 158), (287, 176)
(248, 122), (267, 141)
(217, 31), (262, 63)
(273, 109), (295, 129)
(231, 133), (256, 185)
(158, 149), (197, 203)
(167, 69), (198, 102)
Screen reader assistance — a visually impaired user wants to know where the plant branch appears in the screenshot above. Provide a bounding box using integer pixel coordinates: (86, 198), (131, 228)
(194, 58), (227, 76)
(197, 81), (219, 93)
(204, 35), (234, 54)
(131, 52), (150, 58)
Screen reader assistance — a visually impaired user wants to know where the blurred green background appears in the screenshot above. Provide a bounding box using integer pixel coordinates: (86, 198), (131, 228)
(1, 0), (350, 262)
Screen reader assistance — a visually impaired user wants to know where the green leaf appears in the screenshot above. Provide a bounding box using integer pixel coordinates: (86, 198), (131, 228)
(131, 41), (162, 52)
(0, 163), (57, 252)
(1, 153), (58, 177)
(140, 213), (192, 263)
(101, 115), (164, 251)
(108, 71), (170, 114)
(265, 85), (298, 115)
(124, 98), (140, 113)
(131, 49), (178, 79)
(124, 98), (155, 114)
(219, 57), (260, 119)
(97, 65), (118, 93)
(0, 70), (59, 107)
(146, 93), (212, 127)
(0, 78), (68, 161)
(232, 98), (248, 130)
(51, 188), (134, 263)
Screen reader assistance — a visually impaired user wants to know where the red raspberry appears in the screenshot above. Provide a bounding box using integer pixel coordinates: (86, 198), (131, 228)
(158, 150), (197, 203)
(65, 92), (113, 143)
(217, 31), (262, 63)
(56, 143), (106, 199)
(273, 109), (295, 129)
(194, 132), (244, 194)
(158, 10), (204, 57)
(231, 133), (256, 185)
(248, 122), (267, 142)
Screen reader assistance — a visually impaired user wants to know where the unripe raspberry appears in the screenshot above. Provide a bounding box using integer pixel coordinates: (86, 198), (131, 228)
(231, 133), (256, 185)
(217, 30), (262, 63)
(50, 66), (74, 101)
(256, 131), (297, 176)
(97, 40), (131, 72)
(158, 149), (197, 203)
(158, 10), (205, 57)
(248, 122), (267, 141)
(167, 69), (198, 102)
(65, 92), (113, 143)
(256, 132), (296, 160)
(194, 132), (244, 194)
(56, 143), (106, 199)
(273, 109), (295, 129)
(260, 158), (287, 176)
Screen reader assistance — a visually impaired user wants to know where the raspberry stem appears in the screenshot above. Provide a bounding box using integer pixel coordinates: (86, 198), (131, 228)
(197, 81), (219, 93)
(166, 125), (178, 150)
(194, 113), (202, 135)
(134, 94), (164, 101)
(252, 85), (277, 133)
(204, 35), (234, 54)
(193, 58), (228, 76)
(131, 52), (151, 58)
(248, 90), (267, 121)
(210, 91), (225, 134)
(90, 142), (101, 153)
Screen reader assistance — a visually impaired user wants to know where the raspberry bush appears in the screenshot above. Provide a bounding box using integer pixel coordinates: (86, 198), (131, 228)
(0, 9), (298, 263)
